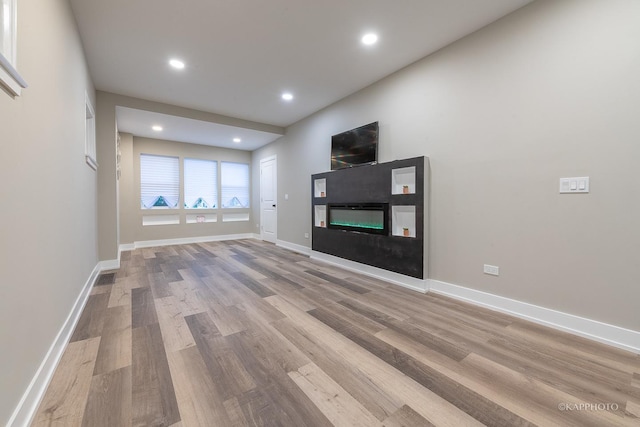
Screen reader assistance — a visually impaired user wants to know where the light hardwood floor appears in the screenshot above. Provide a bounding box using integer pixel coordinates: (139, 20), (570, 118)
(33, 240), (640, 426)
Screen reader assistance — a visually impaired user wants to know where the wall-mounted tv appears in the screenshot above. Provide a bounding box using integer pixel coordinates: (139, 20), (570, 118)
(331, 121), (378, 170)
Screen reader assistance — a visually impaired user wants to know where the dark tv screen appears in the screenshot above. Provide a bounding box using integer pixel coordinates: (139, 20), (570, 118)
(331, 121), (378, 170)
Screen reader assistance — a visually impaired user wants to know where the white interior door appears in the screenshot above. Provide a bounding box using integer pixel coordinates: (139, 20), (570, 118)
(260, 155), (277, 243)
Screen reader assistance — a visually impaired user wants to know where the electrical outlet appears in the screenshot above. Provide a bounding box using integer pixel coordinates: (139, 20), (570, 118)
(484, 264), (499, 276)
(304, 233), (309, 239)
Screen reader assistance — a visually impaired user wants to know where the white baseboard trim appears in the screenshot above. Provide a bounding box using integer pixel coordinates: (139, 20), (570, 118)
(311, 250), (428, 293)
(119, 243), (135, 252)
(429, 279), (640, 354)
(7, 262), (106, 427)
(98, 258), (120, 271)
(276, 239), (311, 256)
(119, 233), (258, 251)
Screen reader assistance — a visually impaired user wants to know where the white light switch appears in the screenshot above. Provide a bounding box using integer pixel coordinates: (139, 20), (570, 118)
(560, 177), (589, 193)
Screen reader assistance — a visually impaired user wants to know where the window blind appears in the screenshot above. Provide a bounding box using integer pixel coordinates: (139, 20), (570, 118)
(221, 162), (250, 208)
(140, 154), (179, 208)
(184, 158), (217, 209)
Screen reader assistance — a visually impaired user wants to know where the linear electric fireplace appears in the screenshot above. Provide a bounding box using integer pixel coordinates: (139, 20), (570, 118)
(328, 203), (388, 235)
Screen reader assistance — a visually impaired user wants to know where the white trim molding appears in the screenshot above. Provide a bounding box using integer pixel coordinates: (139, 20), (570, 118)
(119, 243), (135, 252)
(7, 263), (103, 427)
(0, 59), (26, 96)
(9, 232), (269, 426)
(120, 233), (259, 251)
(276, 239), (311, 256)
(98, 258), (120, 271)
(311, 250), (428, 293)
(84, 92), (97, 170)
(0, 0), (27, 97)
(304, 243), (639, 353)
(429, 279), (640, 354)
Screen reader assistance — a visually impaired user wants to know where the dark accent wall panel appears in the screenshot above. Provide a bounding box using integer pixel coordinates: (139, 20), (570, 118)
(312, 156), (425, 279)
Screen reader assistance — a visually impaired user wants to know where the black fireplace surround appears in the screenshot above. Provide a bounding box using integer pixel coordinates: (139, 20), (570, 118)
(312, 156), (425, 279)
(328, 203), (388, 235)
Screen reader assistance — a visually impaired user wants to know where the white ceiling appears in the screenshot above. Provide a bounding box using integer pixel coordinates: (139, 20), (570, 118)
(71, 0), (533, 149)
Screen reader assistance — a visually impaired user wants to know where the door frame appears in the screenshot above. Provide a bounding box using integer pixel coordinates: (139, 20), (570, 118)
(259, 154), (277, 243)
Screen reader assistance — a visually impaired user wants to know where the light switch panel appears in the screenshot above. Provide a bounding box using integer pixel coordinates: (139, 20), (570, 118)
(560, 177), (589, 193)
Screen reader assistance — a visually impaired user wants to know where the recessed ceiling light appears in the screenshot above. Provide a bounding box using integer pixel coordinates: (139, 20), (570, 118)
(233, 138), (241, 143)
(169, 59), (185, 69)
(361, 33), (378, 46)
(281, 92), (294, 101)
(152, 125), (163, 131)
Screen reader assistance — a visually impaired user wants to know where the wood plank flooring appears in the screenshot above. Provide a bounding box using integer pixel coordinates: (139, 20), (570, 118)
(33, 240), (640, 426)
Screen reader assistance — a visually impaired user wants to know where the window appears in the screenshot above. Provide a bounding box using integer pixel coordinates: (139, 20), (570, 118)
(85, 93), (97, 170)
(140, 154), (179, 209)
(221, 162), (250, 208)
(184, 158), (217, 209)
(0, 0), (27, 96)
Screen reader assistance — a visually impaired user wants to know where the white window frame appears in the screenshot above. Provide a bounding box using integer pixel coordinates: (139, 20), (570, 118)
(0, 0), (27, 96)
(85, 93), (97, 170)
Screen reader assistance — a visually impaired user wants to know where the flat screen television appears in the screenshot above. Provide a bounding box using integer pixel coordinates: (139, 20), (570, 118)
(331, 121), (378, 170)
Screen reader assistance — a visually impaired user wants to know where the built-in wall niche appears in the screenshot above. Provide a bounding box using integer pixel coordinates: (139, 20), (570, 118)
(222, 212), (250, 222)
(186, 214), (217, 224)
(314, 178), (327, 198)
(142, 214), (180, 226)
(391, 166), (416, 195)
(314, 205), (327, 227)
(391, 205), (416, 238)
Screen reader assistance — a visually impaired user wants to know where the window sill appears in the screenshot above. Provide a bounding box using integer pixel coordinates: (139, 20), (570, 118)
(0, 55), (27, 97)
(86, 155), (98, 171)
(222, 212), (250, 222)
(140, 207), (180, 211)
(142, 214), (180, 226)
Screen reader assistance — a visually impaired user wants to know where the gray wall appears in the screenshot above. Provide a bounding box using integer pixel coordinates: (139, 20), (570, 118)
(119, 136), (254, 244)
(0, 0), (96, 424)
(253, 0), (640, 331)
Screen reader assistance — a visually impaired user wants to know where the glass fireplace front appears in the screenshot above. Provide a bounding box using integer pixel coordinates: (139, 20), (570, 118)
(327, 203), (388, 235)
